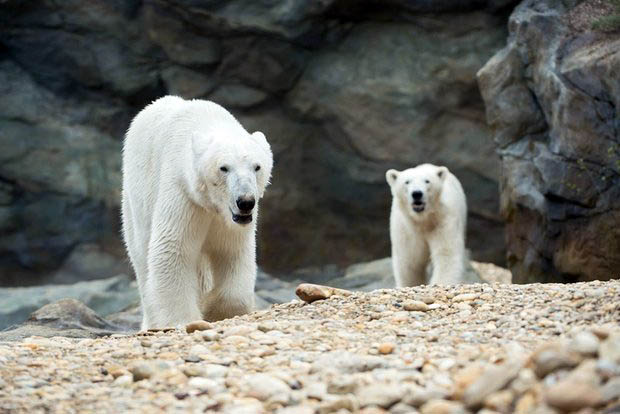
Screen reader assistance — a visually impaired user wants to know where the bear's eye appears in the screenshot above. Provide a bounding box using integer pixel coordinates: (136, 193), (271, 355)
(405, 180), (410, 185)
(220, 166), (229, 173)
(425, 179), (430, 184)
(255, 165), (261, 172)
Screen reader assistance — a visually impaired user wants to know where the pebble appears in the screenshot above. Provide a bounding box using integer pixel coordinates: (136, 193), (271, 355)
(403, 300), (430, 312)
(420, 399), (467, 414)
(463, 359), (523, 408)
(245, 374), (290, 401)
(452, 293), (479, 302)
(357, 384), (405, 408)
(531, 344), (580, 378)
(569, 331), (600, 356)
(600, 332), (620, 363)
(295, 283), (351, 303)
(545, 379), (603, 411)
(378, 342), (395, 354)
(185, 320), (212, 333)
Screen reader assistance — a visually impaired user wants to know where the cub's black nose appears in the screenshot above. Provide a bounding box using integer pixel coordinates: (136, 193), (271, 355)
(236, 197), (255, 212)
(412, 191), (423, 201)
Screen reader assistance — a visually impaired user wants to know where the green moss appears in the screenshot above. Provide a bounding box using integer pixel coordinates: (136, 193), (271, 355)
(592, 0), (620, 31)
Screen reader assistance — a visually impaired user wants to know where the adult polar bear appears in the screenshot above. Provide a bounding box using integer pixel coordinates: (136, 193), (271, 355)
(122, 96), (273, 330)
(386, 164), (467, 286)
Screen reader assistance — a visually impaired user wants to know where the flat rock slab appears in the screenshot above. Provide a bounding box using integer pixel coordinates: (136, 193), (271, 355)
(0, 280), (618, 413)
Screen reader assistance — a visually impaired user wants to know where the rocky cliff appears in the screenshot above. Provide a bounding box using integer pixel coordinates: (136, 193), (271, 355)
(477, 0), (620, 283)
(0, 0), (513, 285)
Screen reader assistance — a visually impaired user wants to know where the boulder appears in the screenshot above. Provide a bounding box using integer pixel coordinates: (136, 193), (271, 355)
(477, 0), (620, 283)
(0, 274), (139, 330)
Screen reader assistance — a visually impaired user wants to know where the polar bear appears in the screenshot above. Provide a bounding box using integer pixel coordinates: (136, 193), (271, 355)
(386, 163), (467, 287)
(121, 96), (273, 330)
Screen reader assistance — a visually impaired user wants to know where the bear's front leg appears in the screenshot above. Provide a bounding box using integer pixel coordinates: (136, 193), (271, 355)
(141, 266), (202, 330)
(202, 244), (256, 321)
(427, 227), (465, 285)
(141, 216), (205, 330)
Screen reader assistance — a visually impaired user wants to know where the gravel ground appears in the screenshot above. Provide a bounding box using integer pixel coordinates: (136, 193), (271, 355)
(0, 280), (619, 414)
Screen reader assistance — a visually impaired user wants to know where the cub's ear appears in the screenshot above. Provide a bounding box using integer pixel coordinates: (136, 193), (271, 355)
(251, 131), (272, 157)
(386, 169), (399, 186)
(437, 166), (449, 180)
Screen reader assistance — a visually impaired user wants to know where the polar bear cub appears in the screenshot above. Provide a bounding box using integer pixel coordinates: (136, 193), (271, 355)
(386, 163), (467, 286)
(122, 96), (273, 330)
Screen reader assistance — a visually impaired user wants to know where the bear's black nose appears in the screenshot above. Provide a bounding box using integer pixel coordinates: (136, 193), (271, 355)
(412, 191), (423, 201)
(236, 197), (255, 212)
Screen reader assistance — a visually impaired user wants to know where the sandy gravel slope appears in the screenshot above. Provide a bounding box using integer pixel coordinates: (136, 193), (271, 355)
(0, 280), (619, 413)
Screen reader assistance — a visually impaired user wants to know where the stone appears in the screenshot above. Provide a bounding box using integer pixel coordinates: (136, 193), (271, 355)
(357, 384), (405, 408)
(545, 380), (603, 412)
(531, 344), (581, 378)
(378, 343), (395, 354)
(295, 284), (351, 304)
(420, 399), (467, 414)
(403, 301), (430, 312)
(327, 376), (357, 394)
(463, 359), (523, 408)
(0, 275), (138, 330)
(129, 362), (156, 381)
(600, 333), (620, 364)
(403, 385), (449, 408)
(452, 294), (479, 302)
(0, 299), (128, 341)
(186, 320), (212, 334)
(601, 377), (620, 404)
(483, 390), (514, 412)
(569, 331), (600, 357)
(245, 374), (290, 402)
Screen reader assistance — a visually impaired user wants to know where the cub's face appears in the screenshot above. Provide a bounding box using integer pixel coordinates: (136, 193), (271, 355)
(386, 164), (448, 217)
(194, 131), (273, 226)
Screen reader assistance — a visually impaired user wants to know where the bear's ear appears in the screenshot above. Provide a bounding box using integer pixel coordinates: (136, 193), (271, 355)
(191, 132), (209, 158)
(251, 131), (272, 157)
(386, 169), (399, 186)
(437, 166), (448, 181)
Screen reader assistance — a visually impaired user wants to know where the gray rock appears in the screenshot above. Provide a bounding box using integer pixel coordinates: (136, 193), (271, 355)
(463, 358), (524, 408)
(0, 299), (130, 341)
(0, 274), (138, 330)
(569, 331), (600, 357)
(600, 333), (620, 364)
(244, 373), (291, 402)
(313, 351), (386, 374)
(357, 383), (405, 408)
(477, 0), (620, 283)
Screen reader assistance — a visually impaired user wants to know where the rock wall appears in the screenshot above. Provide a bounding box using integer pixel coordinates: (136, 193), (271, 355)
(477, 0), (620, 283)
(0, 0), (513, 285)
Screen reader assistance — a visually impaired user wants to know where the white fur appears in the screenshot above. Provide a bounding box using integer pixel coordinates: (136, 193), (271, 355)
(121, 96), (273, 330)
(386, 163), (467, 286)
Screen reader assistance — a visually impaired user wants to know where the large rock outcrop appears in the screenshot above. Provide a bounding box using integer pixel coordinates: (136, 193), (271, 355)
(477, 0), (620, 283)
(0, 0), (513, 284)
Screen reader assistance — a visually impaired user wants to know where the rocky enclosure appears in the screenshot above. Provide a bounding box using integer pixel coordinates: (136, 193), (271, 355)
(0, 0), (515, 285)
(477, 0), (620, 283)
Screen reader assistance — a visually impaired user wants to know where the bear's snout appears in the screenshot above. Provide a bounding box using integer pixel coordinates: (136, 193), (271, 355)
(236, 196), (256, 212)
(411, 191), (424, 203)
